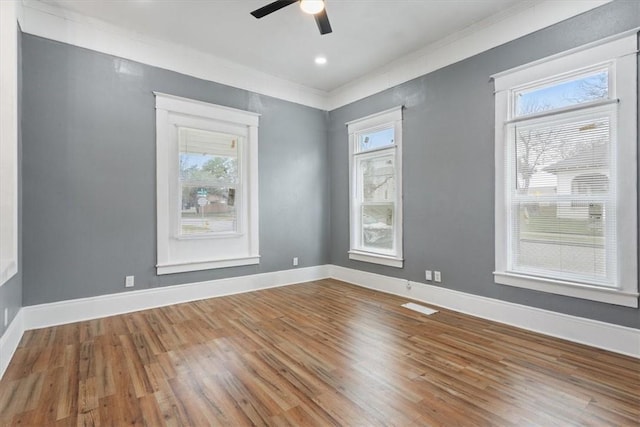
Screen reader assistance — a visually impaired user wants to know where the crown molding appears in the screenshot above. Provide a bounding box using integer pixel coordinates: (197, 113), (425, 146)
(19, 0), (329, 110)
(18, 0), (612, 111)
(326, 0), (613, 110)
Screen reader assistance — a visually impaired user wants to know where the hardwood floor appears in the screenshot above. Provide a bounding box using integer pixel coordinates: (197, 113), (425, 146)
(1, 279), (638, 426)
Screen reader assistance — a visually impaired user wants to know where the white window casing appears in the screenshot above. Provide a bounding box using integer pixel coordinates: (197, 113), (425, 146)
(155, 93), (260, 274)
(493, 31), (638, 307)
(347, 106), (404, 268)
(0, 0), (19, 286)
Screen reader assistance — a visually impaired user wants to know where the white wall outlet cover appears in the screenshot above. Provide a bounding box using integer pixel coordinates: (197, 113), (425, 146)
(125, 276), (135, 287)
(3, 308), (8, 327)
(425, 270), (432, 281)
(293, 257), (299, 266)
(434, 271), (442, 282)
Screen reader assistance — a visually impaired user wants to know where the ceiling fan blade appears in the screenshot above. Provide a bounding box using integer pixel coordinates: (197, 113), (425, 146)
(314, 9), (332, 35)
(250, 0), (298, 19)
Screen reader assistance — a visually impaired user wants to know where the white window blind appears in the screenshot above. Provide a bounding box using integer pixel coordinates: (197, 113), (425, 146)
(493, 31), (638, 307)
(507, 105), (615, 287)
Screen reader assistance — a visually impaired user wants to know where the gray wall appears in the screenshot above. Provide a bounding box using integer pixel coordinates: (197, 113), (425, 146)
(0, 27), (23, 338)
(15, 0), (640, 330)
(329, 0), (640, 328)
(22, 35), (329, 305)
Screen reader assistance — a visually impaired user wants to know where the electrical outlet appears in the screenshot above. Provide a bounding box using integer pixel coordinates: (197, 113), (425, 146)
(434, 271), (442, 283)
(406, 281), (412, 290)
(125, 275), (135, 288)
(4, 308), (8, 327)
(425, 270), (432, 281)
(293, 257), (299, 266)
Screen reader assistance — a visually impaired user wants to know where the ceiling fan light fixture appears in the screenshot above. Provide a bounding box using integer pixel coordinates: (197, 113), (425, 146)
(299, 0), (324, 15)
(251, 0), (332, 35)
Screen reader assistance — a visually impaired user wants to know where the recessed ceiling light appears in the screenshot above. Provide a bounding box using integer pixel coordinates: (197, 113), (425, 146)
(315, 56), (327, 65)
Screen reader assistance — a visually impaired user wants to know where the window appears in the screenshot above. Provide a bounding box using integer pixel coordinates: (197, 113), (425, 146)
(347, 107), (403, 268)
(493, 33), (638, 307)
(155, 93), (260, 274)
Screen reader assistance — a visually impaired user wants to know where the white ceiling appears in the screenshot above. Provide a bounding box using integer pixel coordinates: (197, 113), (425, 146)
(39, 0), (533, 93)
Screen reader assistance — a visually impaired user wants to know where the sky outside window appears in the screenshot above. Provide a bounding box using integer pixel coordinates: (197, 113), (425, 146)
(515, 70), (608, 117)
(358, 128), (394, 152)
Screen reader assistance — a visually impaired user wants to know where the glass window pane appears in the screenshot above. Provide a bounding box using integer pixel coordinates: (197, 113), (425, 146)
(179, 128), (238, 184)
(360, 155), (395, 202)
(514, 114), (610, 196)
(181, 186), (237, 235)
(512, 201), (609, 282)
(515, 70), (608, 117)
(178, 127), (240, 236)
(362, 205), (393, 250)
(357, 127), (394, 152)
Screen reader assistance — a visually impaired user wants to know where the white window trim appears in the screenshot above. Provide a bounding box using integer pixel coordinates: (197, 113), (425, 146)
(155, 93), (260, 275)
(347, 106), (404, 268)
(0, 0), (19, 287)
(493, 32), (638, 307)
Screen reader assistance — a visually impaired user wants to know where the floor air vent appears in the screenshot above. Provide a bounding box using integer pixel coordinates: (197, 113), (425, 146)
(401, 302), (438, 316)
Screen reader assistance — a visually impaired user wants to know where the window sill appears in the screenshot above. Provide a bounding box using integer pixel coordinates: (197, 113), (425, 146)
(349, 251), (403, 268)
(494, 271), (638, 308)
(157, 256), (260, 275)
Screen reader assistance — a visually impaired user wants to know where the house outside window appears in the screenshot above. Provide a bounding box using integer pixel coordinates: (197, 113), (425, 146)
(347, 107), (403, 268)
(493, 33), (638, 307)
(155, 93), (260, 274)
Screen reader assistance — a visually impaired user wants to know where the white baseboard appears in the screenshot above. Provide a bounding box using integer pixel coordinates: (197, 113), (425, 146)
(328, 265), (640, 359)
(0, 308), (24, 380)
(2, 263), (637, 382)
(23, 265), (329, 331)
(1, 265), (326, 380)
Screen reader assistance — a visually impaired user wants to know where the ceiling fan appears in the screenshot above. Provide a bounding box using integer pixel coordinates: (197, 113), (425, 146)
(250, 0), (333, 35)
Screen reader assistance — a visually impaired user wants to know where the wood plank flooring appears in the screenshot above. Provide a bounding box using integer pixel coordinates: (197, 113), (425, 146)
(1, 279), (638, 426)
